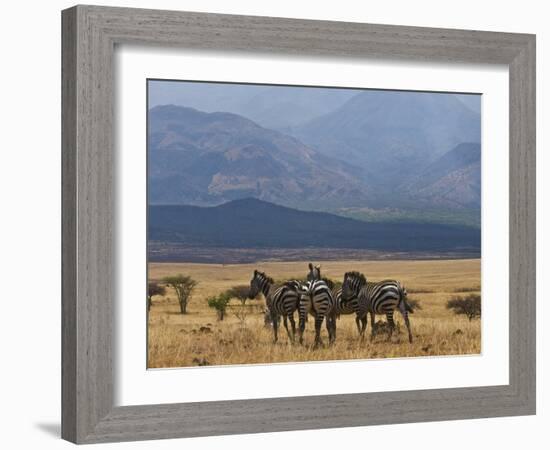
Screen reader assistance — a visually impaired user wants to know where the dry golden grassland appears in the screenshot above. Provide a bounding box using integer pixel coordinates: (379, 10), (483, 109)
(148, 259), (481, 368)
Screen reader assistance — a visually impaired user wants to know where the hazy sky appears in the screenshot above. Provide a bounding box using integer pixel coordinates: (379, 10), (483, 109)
(147, 79), (481, 118)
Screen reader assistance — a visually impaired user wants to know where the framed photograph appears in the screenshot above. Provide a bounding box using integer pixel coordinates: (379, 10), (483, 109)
(62, 5), (536, 444)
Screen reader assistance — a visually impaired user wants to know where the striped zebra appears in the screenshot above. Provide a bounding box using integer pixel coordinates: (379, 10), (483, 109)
(333, 288), (368, 336)
(248, 270), (300, 343)
(307, 263), (366, 336)
(299, 264), (336, 346)
(342, 271), (413, 343)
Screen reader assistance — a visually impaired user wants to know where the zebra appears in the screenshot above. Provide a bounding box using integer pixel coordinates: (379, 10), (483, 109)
(299, 264), (336, 346)
(248, 270), (300, 343)
(307, 263), (321, 281)
(342, 271), (413, 343)
(307, 263), (366, 337)
(333, 288), (368, 337)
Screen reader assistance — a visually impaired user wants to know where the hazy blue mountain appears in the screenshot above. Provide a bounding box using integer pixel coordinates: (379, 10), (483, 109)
(149, 198), (480, 252)
(403, 142), (481, 209)
(292, 90), (481, 186)
(239, 87), (356, 130)
(148, 81), (355, 130)
(148, 105), (371, 209)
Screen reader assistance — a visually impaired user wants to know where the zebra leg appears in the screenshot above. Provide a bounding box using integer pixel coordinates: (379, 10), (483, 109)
(326, 314), (336, 344)
(370, 312), (376, 341)
(357, 314), (368, 339)
(272, 313), (279, 343)
(313, 315), (324, 348)
(399, 303), (413, 343)
(298, 309), (306, 345)
(288, 314), (296, 343)
(386, 312), (395, 341)
(282, 315), (292, 342)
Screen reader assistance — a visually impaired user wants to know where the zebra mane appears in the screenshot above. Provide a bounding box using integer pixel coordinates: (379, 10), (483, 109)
(254, 270), (273, 284)
(345, 271), (366, 284)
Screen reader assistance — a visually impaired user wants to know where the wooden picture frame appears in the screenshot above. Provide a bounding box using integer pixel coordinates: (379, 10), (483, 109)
(62, 5), (536, 444)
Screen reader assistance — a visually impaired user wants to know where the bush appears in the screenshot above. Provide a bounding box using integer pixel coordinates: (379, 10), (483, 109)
(446, 294), (481, 321)
(147, 282), (166, 311)
(207, 292), (231, 321)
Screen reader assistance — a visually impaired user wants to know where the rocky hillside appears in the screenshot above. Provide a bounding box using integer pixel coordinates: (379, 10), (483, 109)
(148, 105), (371, 209)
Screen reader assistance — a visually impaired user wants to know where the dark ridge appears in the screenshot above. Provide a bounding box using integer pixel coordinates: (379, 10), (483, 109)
(148, 198), (480, 253)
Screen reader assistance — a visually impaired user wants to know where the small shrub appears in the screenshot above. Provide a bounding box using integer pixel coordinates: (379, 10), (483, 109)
(207, 292), (231, 321)
(446, 294), (481, 321)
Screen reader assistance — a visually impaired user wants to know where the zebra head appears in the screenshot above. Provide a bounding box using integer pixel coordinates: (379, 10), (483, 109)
(307, 263), (322, 281)
(248, 270), (273, 299)
(342, 271), (367, 299)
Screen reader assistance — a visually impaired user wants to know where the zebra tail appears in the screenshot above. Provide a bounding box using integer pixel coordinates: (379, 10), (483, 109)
(398, 283), (414, 314)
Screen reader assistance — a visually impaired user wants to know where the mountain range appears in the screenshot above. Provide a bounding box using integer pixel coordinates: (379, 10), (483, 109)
(148, 105), (371, 210)
(148, 101), (480, 219)
(292, 90), (481, 187)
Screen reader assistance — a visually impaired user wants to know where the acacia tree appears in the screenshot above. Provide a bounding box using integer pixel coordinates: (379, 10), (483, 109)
(446, 294), (481, 321)
(162, 274), (198, 314)
(227, 285), (250, 302)
(227, 285), (260, 328)
(147, 282), (166, 311)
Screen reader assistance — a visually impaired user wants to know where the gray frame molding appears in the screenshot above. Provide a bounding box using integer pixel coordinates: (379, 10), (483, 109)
(62, 5), (536, 444)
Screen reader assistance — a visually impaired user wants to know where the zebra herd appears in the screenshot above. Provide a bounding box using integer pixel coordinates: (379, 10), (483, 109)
(248, 263), (414, 347)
